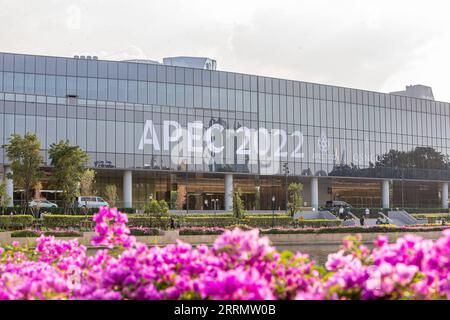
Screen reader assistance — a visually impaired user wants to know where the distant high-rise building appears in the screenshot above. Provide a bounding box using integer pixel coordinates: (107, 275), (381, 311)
(163, 56), (217, 70)
(390, 84), (435, 100)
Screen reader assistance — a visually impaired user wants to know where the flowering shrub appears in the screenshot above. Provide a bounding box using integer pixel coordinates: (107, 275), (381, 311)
(1, 206), (450, 300)
(179, 227), (226, 235)
(129, 227), (160, 236)
(179, 225), (450, 236)
(11, 229), (83, 238)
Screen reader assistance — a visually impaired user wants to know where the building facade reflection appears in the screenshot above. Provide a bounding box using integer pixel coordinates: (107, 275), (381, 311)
(0, 52), (449, 209)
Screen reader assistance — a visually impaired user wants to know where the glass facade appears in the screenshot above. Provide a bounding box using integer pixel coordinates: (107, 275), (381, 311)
(1, 52), (450, 208)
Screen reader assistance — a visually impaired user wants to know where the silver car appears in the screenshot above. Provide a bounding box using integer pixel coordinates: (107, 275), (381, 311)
(76, 196), (109, 208)
(29, 199), (58, 208)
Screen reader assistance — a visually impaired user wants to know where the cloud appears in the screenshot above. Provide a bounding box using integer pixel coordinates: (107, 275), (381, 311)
(0, 0), (450, 100)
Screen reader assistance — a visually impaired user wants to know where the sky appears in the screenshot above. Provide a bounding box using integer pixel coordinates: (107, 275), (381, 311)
(1, 0), (450, 101)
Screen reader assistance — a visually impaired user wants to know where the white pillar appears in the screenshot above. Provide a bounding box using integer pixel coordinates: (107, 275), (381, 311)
(4, 166), (14, 207)
(382, 179), (390, 209)
(442, 182), (448, 209)
(123, 170), (132, 208)
(224, 174), (233, 211)
(310, 177), (318, 210)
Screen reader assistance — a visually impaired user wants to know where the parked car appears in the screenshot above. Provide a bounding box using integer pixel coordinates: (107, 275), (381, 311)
(325, 200), (352, 210)
(29, 199), (58, 208)
(94, 160), (115, 168)
(76, 196), (109, 208)
(376, 216), (394, 225)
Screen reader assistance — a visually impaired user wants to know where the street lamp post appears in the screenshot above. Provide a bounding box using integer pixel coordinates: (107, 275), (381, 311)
(272, 195), (276, 228)
(255, 185), (260, 211)
(282, 163), (289, 215)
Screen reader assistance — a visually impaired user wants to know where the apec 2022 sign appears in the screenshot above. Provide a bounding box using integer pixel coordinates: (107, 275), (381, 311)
(138, 120), (380, 174)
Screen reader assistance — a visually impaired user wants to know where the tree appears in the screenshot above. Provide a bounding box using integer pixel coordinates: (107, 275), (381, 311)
(0, 179), (11, 214)
(48, 140), (89, 212)
(254, 177), (261, 210)
(176, 184), (187, 210)
(170, 190), (178, 209)
(288, 182), (304, 217)
(233, 188), (246, 219)
(80, 169), (97, 196)
(144, 199), (170, 228)
(104, 184), (118, 207)
(3, 133), (43, 213)
(144, 199), (169, 217)
(159, 199), (169, 216)
(34, 181), (43, 200)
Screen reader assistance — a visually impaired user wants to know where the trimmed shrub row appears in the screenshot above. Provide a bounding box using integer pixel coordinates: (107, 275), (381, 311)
(412, 214), (450, 224)
(261, 225), (450, 234)
(11, 229), (83, 238)
(127, 216), (170, 229)
(0, 215), (34, 230)
(42, 215), (94, 229)
(129, 227), (161, 236)
(179, 225), (450, 236)
(407, 208), (450, 214)
(0, 214), (339, 231)
(34, 215), (340, 230)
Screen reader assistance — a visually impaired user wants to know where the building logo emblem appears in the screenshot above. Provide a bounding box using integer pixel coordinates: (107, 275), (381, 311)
(312, 131), (336, 163)
(317, 131), (330, 154)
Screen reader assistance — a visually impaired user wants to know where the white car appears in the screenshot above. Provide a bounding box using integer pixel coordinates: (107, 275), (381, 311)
(29, 199), (58, 208)
(76, 196), (109, 208)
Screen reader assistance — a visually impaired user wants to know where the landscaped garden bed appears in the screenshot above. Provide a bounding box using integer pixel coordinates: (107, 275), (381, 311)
(1, 214), (340, 231)
(10, 229), (83, 238)
(1, 206), (450, 300)
(412, 214), (450, 224)
(178, 224), (450, 236)
(129, 227), (161, 236)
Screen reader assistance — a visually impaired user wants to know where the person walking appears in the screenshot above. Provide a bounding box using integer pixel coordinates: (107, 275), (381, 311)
(365, 208), (370, 217)
(338, 206), (344, 219)
(360, 215), (365, 226)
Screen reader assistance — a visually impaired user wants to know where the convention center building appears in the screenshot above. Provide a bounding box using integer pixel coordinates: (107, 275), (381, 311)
(1, 52), (449, 210)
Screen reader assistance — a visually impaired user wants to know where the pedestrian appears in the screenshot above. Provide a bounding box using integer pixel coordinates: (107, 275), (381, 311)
(360, 215), (365, 226)
(365, 208), (370, 217)
(170, 217), (175, 229)
(338, 206), (344, 219)
(73, 198), (79, 214)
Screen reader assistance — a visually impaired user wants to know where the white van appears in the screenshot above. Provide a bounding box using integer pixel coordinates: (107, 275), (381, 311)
(76, 196), (109, 208)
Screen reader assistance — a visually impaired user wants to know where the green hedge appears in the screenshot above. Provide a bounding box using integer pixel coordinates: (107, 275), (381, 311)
(407, 208), (450, 214)
(179, 228), (225, 235)
(127, 215), (170, 229)
(41, 214), (170, 229)
(0, 215), (34, 230)
(129, 227), (161, 236)
(292, 219), (342, 228)
(262, 225), (450, 234)
(182, 216), (239, 227)
(179, 216), (340, 228)
(36, 214), (340, 230)
(11, 230), (83, 237)
(412, 214), (450, 224)
(42, 215), (94, 229)
(179, 216), (292, 228)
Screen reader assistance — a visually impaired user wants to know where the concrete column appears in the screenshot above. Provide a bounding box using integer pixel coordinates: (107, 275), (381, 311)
(442, 182), (449, 209)
(382, 179), (390, 209)
(310, 177), (318, 210)
(123, 170), (132, 208)
(4, 166), (14, 207)
(224, 174), (233, 211)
